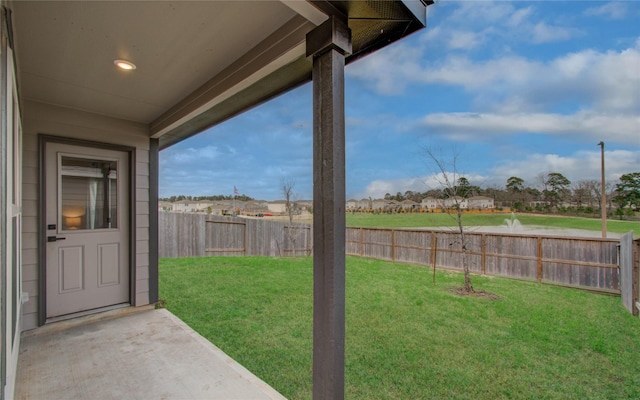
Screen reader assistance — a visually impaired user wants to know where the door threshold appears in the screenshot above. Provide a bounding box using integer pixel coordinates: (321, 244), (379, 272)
(26, 304), (155, 337)
(47, 303), (131, 324)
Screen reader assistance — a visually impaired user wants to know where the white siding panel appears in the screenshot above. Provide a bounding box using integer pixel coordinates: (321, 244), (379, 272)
(136, 265), (149, 280)
(136, 214), (149, 228)
(137, 174), (150, 189)
(136, 227), (149, 241)
(22, 280), (38, 298)
(136, 188), (149, 202)
(136, 279), (149, 294)
(22, 296), (38, 314)
(22, 314), (38, 332)
(22, 248), (37, 265)
(22, 263), (38, 281)
(136, 162), (149, 176)
(21, 216), (37, 233)
(21, 199), (37, 217)
(23, 166), (37, 185)
(136, 253), (149, 268)
(135, 291), (150, 307)
(21, 233), (37, 250)
(136, 201), (149, 216)
(136, 240), (149, 254)
(23, 149), (38, 167)
(136, 148), (149, 163)
(22, 183), (37, 200)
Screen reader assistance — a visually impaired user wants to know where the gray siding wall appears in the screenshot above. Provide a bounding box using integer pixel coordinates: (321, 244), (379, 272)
(21, 101), (151, 330)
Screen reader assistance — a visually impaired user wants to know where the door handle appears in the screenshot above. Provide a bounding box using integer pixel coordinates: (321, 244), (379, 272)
(47, 236), (66, 242)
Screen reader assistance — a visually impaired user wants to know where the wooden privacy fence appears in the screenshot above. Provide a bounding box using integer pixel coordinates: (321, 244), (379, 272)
(345, 227), (621, 294)
(159, 213), (311, 258)
(159, 213), (626, 295)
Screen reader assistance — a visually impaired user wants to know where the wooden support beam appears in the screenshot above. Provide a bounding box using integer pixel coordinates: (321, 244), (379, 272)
(307, 15), (351, 400)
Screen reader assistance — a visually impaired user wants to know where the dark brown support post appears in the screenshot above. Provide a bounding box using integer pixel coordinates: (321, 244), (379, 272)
(306, 15), (351, 400)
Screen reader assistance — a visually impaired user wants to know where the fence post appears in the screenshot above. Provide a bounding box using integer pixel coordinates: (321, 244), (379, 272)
(391, 229), (396, 262)
(481, 234), (486, 275)
(431, 232), (437, 269)
(537, 236), (543, 283)
(633, 239), (639, 316)
(243, 222), (247, 256)
(360, 227), (364, 257)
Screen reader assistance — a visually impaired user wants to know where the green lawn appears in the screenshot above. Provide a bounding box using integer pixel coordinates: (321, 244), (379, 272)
(160, 256), (640, 400)
(346, 212), (640, 235)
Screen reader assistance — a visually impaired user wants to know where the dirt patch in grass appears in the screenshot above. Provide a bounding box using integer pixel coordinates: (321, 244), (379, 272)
(448, 286), (501, 300)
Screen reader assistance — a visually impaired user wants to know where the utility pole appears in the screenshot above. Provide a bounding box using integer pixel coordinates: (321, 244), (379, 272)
(598, 142), (606, 238)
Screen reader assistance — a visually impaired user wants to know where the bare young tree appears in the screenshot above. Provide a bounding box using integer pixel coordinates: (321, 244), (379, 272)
(281, 177), (298, 225)
(425, 148), (474, 293)
(281, 177), (301, 256)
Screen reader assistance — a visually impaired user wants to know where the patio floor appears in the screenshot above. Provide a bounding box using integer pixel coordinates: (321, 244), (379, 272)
(15, 307), (287, 400)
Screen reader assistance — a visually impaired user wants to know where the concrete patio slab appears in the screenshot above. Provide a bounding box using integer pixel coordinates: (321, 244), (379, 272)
(15, 308), (287, 400)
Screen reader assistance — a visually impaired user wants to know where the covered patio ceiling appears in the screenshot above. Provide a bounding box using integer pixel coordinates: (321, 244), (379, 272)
(9, 0), (428, 150)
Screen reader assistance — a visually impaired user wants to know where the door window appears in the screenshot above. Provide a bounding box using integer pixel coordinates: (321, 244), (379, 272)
(59, 156), (118, 231)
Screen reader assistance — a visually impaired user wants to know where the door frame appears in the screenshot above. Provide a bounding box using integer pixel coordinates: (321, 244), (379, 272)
(38, 134), (136, 326)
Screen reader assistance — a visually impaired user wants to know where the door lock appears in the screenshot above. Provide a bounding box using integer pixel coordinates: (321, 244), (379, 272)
(47, 236), (66, 242)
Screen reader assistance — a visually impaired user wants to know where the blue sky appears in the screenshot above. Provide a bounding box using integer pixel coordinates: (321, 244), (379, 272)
(160, 1), (640, 201)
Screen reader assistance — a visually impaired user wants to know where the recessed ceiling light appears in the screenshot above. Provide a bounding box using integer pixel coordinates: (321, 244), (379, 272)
(114, 59), (136, 71)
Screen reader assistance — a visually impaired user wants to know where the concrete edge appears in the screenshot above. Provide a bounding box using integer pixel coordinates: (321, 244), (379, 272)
(158, 309), (288, 400)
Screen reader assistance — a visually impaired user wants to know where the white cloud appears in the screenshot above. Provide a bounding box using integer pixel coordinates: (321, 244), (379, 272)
(448, 1), (518, 26)
(349, 42), (640, 114)
(507, 6), (534, 27)
(584, 2), (629, 19)
(358, 149), (639, 198)
(360, 177), (426, 199)
(420, 2), (581, 48)
(162, 145), (221, 164)
(531, 22), (582, 44)
(448, 31), (481, 50)
(491, 150), (640, 187)
(420, 111), (640, 145)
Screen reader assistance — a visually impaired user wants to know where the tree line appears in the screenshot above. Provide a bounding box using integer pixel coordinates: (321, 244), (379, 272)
(160, 194), (255, 202)
(384, 172), (640, 217)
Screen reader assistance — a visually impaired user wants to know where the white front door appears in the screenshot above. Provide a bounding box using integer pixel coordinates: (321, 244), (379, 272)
(45, 142), (130, 318)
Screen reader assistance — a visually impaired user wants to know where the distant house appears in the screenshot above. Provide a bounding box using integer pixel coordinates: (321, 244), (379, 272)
(346, 199), (358, 210)
(442, 196), (469, 209)
(467, 196), (495, 209)
(421, 197), (440, 210)
(245, 200), (269, 214)
(529, 200), (549, 208)
(357, 198), (373, 210)
(371, 198), (388, 210)
(172, 200), (213, 213)
(297, 200), (313, 213)
(158, 201), (174, 212)
(172, 201), (197, 213)
(401, 199), (420, 211)
(267, 200), (288, 214)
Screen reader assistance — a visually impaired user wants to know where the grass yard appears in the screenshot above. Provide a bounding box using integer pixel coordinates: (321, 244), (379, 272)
(346, 212), (640, 235)
(159, 256), (640, 400)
